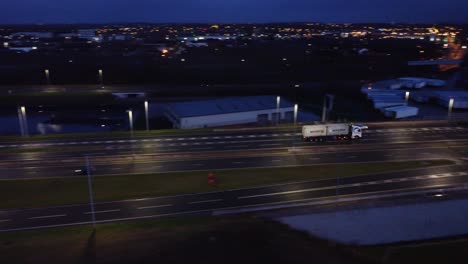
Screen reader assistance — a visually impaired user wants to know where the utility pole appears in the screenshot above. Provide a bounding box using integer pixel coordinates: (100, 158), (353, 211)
(85, 156), (96, 229)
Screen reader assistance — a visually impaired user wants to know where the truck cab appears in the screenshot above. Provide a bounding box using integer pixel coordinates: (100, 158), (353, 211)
(351, 125), (368, 139)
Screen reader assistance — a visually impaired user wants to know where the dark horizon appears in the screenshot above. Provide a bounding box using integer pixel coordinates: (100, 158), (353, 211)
(0, 21), (467, 27)
(3, 0), (468, 25)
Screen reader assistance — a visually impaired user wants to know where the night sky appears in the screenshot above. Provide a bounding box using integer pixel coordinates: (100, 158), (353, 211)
(1, 0), (468, 24)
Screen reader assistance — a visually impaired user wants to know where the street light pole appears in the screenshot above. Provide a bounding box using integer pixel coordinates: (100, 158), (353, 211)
(293, 104), (298, 127)
(276, 96), (281, 125)
(448, 98), (454, 120)
(20, 106), (29, 137)
(128, 110), (134, 137)
(98, 69), (103, 86)
(85, 156), (96, 229)
(44, 69), (50, 85)
(17, 107), (25, 136)
(144, 101), (149, 131)
(405, 91), (410, 106)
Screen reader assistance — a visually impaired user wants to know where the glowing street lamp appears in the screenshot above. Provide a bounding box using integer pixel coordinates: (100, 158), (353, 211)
(44, 69), (50, 85)
(276, 96), (281, 125)
(18, 106), (28, 136)
(294, 104), (298, 126)
(144, 101), (149, 131)
(405, 91), (410, 105)
(127, 110), (134, 136)
(98, 69), (103, 86)
(448, 98), (454, 119)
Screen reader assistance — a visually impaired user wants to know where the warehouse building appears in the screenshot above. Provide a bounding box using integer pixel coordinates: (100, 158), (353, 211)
(165, 96), (295, 129)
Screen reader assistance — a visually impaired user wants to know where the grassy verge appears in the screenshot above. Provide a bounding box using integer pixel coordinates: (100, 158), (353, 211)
(355, 237), (468, 264)
(0, 128), (214, 142)
(0, 216), (362, 264)
(0, 159), (452, 209)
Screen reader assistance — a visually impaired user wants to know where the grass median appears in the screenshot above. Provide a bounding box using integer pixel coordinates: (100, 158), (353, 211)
(0, 128), (213, 143)
(0, 159), (453, 209)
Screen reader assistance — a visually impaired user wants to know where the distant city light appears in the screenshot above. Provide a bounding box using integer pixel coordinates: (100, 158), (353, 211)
(443, 43), (449, 48)
(3, 42), (8, 48)
(282, 58), (288, 61)
(181, 58), (186, 62)
(462, 46), (467, 49)
(241, 59), (245, 62)
(31, 46), (37, 50)
(162, 49), (169, 54)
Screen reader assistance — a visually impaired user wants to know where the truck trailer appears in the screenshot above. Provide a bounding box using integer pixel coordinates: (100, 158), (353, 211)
(302, 123), (368, 141)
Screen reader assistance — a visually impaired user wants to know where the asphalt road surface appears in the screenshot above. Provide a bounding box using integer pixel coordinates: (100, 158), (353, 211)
(1, 164), (467, 232)
(0, 121), (467, 231)
(0, 121), (467, 179)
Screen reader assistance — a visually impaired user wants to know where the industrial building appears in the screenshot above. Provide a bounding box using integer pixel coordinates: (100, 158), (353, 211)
(165, 96), (295, 129)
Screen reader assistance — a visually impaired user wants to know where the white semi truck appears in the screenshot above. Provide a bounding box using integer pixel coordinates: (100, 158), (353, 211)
(302, 123), (368, 141)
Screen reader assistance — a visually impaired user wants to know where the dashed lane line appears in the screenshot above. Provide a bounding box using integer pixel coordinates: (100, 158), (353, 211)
(189, 199), (223, 204)
(84, 209), (121, 214)
(29, 214), (67, 220)
(137, 204), (173, 210)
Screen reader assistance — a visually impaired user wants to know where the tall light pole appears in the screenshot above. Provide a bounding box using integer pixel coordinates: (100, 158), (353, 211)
(98, 69), (103, 86)
(17, 107), (25, 136)
(448, 98), (454, 120)
(405, 91), (410, 106)
(294, 104), (298, 127)
(127, 110), (134, 137)
(144, 101), (149, 131)
(20, 106), (28, 136)
(276, 96), (281, 125)
(44, 69), (50, 85)
(85, 156), (96, 229)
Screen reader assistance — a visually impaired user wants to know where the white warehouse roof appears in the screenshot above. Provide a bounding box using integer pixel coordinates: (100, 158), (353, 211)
(165, 96), (294, 118)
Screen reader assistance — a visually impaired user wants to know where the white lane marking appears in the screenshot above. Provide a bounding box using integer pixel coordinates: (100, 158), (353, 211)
(3, 184), (466, 233)
(111, 167), (123, 170)
(137, 204), (173, 210)
(272, 159), (282, 162)
(260, 143), (281, 147)
(29, 214), (67, 220)
(84, 209), (121, 214)
(238, 171), (466, 200)
(308, 157), (321, 160)
(225, 145), (249, 148)
(192, 163), (205, 166)
(233, 161), (244, 164)
(189, 199), (223, 204)
(190, 147), (214, 151)
(0, 219), (10, 223)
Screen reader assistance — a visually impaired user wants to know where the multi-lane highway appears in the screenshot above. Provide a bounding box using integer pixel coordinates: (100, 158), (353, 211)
(1, 164), (468, 232)
(0, 121), (468, 231)
(0, 121), (467, 179)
